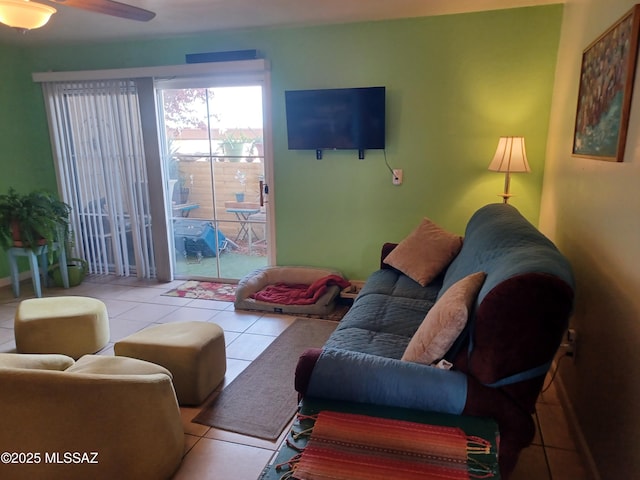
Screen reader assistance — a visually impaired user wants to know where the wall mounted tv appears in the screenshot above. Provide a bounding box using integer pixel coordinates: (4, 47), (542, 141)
(285, 86), (385, 159)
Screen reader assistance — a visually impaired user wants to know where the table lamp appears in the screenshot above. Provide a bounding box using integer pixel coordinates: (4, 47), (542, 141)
(488, 136), (530, 203)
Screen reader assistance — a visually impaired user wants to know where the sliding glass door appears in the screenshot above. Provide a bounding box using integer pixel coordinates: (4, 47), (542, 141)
(157, 83), (271, 281)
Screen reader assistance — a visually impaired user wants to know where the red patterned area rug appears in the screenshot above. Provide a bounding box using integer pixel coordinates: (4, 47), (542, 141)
(162, 280), (236, 302)
(285, 411), (495, 480)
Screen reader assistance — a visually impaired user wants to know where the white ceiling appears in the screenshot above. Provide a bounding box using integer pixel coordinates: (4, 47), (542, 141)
(0, 0), (562, 46)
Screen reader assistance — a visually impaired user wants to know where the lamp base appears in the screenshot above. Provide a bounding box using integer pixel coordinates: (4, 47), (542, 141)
(497, 193), (513, 204)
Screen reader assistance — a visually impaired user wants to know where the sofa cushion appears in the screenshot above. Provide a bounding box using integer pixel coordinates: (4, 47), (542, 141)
(326, 328), (414, 359)
(0, 353), (75, 371)
(339, 294), (433, 336)
(358, 268), (442, 302)
(402, 271), (486, 365)
(327, 293), (435, 358)
(383, 217), (463, 286)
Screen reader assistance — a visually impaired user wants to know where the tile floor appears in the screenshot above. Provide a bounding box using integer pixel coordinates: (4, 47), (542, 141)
(0, 275), (591, 480)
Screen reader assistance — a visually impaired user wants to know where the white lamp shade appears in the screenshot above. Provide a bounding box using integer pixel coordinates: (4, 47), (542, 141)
(488, 136), (531, 173)
(0, 0), (56, 30)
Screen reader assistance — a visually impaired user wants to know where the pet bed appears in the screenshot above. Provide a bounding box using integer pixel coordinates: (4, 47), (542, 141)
(234, 266), (347, 316)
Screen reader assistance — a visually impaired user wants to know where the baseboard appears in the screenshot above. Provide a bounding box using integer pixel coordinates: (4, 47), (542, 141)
(554, 364), (601, 480)
(0, 272), (32, 289)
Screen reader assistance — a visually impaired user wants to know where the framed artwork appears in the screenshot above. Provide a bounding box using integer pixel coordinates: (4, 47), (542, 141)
(572, 4), (640, 162)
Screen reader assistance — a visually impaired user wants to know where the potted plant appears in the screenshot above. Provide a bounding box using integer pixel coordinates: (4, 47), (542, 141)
(0, 188), (71, 259)
(234, 170), (247, 202)
(49, 231), (88, 287)
(50, 257), (88, 287)
(220, 132), (251, 160)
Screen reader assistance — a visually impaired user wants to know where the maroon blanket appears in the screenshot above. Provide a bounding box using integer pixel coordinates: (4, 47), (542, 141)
(250, 275), (350, 305)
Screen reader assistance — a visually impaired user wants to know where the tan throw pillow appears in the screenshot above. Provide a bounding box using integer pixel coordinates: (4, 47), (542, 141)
(383, 217), (463, 286)
(402, 271), (486, 365)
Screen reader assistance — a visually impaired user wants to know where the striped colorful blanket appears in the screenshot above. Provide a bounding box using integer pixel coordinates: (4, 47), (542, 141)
(284, 411), (496, 480)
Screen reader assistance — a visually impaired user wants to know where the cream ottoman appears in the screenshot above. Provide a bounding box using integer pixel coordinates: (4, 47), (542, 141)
(114, 321), (226, 405)
(15, 296), (110, 360)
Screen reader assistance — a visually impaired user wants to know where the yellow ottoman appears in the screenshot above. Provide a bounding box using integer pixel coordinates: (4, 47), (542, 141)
(15, 296), (110, 360)
(114, 321), (226, 405)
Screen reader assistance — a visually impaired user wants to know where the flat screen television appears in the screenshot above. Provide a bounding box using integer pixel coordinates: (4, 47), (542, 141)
(285, 86), (385, 156)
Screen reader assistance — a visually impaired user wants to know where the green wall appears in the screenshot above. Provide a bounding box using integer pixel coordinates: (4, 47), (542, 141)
(0, 45), (57, 190)
(1, 5), (562, 280)
(0, 44), (60, 276)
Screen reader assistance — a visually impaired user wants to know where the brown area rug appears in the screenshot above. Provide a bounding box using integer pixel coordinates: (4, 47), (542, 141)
(297, 302), (350, 322)
(193, 318), (337, 440)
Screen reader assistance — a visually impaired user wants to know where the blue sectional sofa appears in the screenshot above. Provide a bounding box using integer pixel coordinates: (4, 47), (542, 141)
(295, 203), (575, 479)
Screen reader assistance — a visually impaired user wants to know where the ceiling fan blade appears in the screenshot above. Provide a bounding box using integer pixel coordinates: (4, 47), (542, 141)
(51, 0), (156, 22)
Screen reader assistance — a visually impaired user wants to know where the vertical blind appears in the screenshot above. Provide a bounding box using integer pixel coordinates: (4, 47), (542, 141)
(41, 80), (155, 278)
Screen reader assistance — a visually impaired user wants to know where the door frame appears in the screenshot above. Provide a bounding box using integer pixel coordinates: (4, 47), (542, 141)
(151, 71), (276, 281)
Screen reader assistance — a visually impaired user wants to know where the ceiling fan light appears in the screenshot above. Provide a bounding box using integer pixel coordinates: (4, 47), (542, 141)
(0, 0), (56, 30)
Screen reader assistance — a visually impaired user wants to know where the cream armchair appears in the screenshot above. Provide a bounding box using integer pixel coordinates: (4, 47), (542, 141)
(0, 353), (184, 480)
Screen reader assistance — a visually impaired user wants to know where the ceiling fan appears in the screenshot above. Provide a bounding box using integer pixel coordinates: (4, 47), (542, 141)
(49, 0), (155, 22)
(0, 0), (155, 32)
